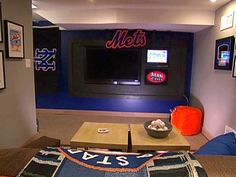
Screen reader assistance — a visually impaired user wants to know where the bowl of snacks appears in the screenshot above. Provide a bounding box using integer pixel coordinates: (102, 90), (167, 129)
(144, 119), (172, 138)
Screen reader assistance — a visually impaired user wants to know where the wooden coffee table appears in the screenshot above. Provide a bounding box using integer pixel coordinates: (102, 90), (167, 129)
(70, 122), (128, 151)
(130, 124), (190, 152)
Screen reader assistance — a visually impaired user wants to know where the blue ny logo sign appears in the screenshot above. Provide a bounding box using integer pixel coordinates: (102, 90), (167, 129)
(34, 48), (57, 71)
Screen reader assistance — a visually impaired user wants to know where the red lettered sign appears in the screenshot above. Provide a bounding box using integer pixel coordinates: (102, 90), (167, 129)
(146, 70), (167, 84)
(106, 30), (146, 49)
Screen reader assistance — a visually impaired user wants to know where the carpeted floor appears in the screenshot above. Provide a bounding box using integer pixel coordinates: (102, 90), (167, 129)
(35, 109), (208, 151)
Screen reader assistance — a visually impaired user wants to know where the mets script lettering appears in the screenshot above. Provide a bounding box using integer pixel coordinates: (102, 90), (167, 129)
(106, 30), (146, 49)
(34, 48), (57, 71)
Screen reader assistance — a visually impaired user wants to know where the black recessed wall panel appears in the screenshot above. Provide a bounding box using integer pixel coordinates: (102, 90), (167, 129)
(68, 31), (193, 99)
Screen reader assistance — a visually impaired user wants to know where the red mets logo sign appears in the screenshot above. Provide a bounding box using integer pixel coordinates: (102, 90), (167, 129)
(146, 70), (167, 84)
(106, 30), (146, 49)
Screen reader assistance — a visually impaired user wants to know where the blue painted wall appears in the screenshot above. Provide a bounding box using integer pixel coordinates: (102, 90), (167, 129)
(35, 29), (192, 113)
(36, 92), (187, 113)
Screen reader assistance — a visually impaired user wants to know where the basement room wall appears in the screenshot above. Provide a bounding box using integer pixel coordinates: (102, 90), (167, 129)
(34, 30), (193, 113)
(191, 1), (236, 139)
(0, 0), (37, 148)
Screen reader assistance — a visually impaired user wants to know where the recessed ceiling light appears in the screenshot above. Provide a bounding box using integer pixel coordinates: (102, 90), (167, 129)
(209, 0), (217, 3)
(32, 4), (37, 9)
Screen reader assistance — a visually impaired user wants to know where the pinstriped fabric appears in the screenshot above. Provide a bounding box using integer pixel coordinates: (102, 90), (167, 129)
(17, 148), (207, 177)
(147, 151), (208, 177)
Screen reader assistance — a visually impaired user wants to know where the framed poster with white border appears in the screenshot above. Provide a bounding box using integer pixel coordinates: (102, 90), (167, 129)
(4, 20), (24, 59)
(232, 56), (236, 78)
(0, 2), (3, 43)
(0, 51), (6, 89)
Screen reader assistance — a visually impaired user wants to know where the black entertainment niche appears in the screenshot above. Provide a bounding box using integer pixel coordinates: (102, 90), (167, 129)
(85, 46), (141, 86)
(68, 31), (193, 99)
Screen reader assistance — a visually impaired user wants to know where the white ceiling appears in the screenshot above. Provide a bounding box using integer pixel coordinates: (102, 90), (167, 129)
(32, 0), (231, 32)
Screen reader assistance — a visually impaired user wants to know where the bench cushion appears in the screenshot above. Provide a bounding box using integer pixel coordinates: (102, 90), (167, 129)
(23, 136), (60, 148)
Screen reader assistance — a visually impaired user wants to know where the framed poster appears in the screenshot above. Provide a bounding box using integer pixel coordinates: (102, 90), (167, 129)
(0, 2), (3, 43)
(232, 56), (236, 78)
(0, 51), (6, 89)
(220, 11), (234, 31)
(214, 36), (235, 70)
(4, 20), (24, 59)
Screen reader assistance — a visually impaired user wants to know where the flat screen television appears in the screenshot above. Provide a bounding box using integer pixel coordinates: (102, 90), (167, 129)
(147, 49), (168, 64)
(85, 47), (141, 85)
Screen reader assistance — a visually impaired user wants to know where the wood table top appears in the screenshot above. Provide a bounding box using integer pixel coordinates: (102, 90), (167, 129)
(70, 122), (129, 151)
(130, 124), (190, 152)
